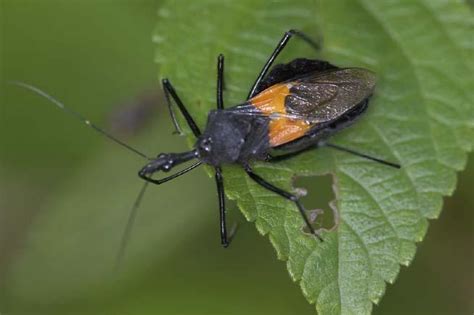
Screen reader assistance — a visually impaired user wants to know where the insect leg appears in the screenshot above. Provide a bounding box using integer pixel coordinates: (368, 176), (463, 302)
(323, 143), (401, 168)
(244, 165), (323, 241)
(138, 161), (202, 185)
(215, 166), (232, 247)
(215, 59), (237, 246)
(267, 147), (314, 163)
(216, 54), (225, 110)
(162, 79), (183, 135)
(268, 142), (400, 169)
(247, 29), (320, 99)
(161, 78), (201, 137)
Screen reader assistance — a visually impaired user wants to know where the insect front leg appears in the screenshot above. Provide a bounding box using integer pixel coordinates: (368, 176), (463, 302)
(161, 78), (201, 137)
(138, 162), (201, 186)
(247, 29), (321, 99)
(138, 151), (202, 185)
(243, 165), (323, 241)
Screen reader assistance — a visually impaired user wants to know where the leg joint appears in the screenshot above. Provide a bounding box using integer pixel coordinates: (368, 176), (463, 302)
(288, 195), (298, 202)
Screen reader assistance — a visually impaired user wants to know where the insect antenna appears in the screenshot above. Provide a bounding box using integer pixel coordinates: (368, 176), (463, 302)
(325, 142), (401, 169)
(114, 180), (150, 272)
(116, 161), (202, 271)
(9, 81), (151, 160)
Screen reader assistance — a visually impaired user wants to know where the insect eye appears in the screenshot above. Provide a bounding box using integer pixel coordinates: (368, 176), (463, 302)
(200, 137), (213, 152)
(162, 162), (172, 172)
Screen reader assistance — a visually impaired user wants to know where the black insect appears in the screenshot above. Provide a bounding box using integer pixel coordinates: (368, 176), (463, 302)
(13, 30), (400, 266)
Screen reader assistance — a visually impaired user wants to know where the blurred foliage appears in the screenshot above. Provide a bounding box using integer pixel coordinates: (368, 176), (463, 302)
(0, 1), (472, 315)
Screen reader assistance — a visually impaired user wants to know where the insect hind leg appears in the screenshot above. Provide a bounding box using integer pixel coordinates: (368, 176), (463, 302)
(268, 140), (401, 169)
(252, 58), (339, 96)
(244, 165), (323, 241)
(246, 29), (321, 99)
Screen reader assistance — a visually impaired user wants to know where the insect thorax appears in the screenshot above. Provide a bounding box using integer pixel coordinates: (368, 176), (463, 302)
(196, 110), (269, 166)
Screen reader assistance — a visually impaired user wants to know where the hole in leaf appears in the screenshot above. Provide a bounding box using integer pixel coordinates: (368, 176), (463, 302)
(292, 174), (339, 233)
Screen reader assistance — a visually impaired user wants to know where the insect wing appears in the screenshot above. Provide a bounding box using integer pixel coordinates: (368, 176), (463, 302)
(287, 67), (376, 123)
(229, 68), (375, 147)
(232, 67), (376, 122)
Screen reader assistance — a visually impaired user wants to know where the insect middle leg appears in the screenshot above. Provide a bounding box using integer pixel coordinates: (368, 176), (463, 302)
(161, 78), (201, 137)
(215, 166), (232, 247)
(214, 54), (235, 247)
(216, 54), (225, 110)
(244, 165), (323, 241)
(247, 29), (321, 99)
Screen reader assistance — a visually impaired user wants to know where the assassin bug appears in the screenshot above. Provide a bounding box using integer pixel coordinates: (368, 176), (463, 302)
(13, 30), (400, 265)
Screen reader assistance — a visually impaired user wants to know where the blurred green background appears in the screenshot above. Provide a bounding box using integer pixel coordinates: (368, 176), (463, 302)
(1, 1), (472, 314)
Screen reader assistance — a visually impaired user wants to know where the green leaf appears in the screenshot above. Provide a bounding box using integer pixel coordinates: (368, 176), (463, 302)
(154, 0), (473, 314)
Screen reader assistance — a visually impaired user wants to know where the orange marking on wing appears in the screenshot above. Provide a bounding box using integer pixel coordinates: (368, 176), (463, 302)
(250, 83), (311, 147)
(268, 119), (311, 146)
(250, 83), (288, 115)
